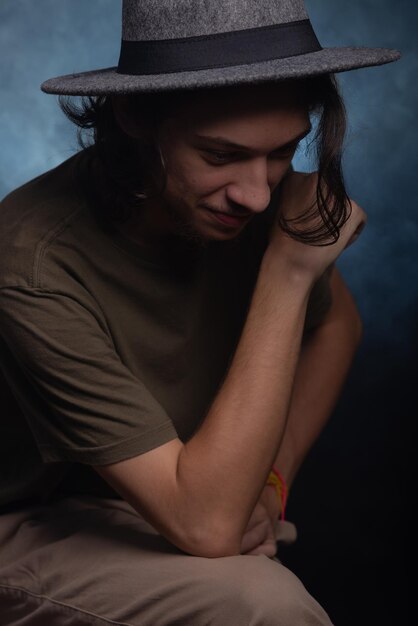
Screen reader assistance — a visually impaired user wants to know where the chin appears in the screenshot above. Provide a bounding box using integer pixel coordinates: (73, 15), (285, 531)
(208, 229), (240, 242)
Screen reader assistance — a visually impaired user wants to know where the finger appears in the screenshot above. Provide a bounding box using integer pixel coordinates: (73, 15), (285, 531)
(344, 220), (366, 249)
(240, 521), (267, 553)
(340, 198), (367, 250)
(240, 520), (270, 554)
(243, 503), (268, 532)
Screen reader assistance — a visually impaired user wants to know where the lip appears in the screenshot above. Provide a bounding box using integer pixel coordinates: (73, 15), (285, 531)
(205, 208), (250, 227)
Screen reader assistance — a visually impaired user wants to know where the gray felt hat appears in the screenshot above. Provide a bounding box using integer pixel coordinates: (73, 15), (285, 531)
(41, 0), (401, 96)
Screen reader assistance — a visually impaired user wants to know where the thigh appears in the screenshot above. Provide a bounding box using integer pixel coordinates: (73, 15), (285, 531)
(0, 496), (332, 626)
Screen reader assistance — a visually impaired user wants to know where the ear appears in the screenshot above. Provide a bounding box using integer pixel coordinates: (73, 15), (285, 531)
(111, 95), (152, 140)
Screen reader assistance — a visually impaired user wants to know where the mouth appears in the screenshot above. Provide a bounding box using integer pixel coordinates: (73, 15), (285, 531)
(204, 208), (251, 228)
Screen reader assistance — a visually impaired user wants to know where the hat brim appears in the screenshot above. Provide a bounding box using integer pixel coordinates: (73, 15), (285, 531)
(41, 47), (401, 96)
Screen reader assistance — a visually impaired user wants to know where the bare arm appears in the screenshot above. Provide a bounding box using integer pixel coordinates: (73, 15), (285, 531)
(274, 266), (363, 488)
(96, 253), (313, 557)
(95, 173), (366, 558)
(238, 267), (363, 556)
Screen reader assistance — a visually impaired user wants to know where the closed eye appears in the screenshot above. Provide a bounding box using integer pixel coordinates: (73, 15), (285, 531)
(204, 143), (300, 164)
(204, 150), (239, 164)
(195, 125), (311, 164)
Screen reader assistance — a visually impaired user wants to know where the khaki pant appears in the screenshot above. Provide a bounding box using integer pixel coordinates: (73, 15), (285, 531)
(0, 495), (333, 625)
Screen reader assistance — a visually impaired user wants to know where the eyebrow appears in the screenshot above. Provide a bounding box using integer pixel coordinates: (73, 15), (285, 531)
(193, 125), (312, 152)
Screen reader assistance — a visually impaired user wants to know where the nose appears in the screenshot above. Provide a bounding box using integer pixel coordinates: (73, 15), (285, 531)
(225, 157), (272, 214)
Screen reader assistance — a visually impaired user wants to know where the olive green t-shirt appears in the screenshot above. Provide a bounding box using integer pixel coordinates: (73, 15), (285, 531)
(0, 151), (333, 507)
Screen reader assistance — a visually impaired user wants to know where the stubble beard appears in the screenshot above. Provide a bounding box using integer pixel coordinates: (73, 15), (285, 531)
(162, 195), (211, 251)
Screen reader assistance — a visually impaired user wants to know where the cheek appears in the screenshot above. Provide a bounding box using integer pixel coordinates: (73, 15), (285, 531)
(166, 158), (227, 199)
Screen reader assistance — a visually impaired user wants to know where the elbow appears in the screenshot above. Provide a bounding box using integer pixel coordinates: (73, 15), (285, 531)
(177, 519), (242, 558)
(186, 540), (241, 559)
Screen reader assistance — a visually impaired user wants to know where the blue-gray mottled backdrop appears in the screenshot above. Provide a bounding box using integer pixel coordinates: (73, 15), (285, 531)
(0, 1), (416, 624)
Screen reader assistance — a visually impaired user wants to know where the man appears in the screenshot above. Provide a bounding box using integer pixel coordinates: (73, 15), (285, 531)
(0, 1), (400, 624)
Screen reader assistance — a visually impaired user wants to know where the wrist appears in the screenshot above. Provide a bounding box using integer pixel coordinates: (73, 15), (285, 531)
(262, 246), (316, 292)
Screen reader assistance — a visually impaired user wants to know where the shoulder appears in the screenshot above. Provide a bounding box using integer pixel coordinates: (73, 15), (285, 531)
(0, 151), (92, 290)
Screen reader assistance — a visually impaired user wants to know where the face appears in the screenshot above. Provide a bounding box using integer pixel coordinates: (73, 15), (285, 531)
(134, 84), (311, 247)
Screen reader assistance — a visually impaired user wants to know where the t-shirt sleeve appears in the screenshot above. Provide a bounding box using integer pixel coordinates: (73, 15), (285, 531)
(303, 263), (335, 334)
(0, 286), (178, 465)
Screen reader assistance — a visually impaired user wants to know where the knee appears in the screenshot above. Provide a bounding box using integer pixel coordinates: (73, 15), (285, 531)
(204, 555), (333, 626)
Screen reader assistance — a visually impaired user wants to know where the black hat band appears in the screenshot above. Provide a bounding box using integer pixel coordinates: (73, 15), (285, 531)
(117, 19), (322, 76)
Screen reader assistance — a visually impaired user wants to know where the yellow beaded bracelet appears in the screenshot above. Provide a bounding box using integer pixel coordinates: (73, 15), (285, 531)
(266, 465), (288, 521)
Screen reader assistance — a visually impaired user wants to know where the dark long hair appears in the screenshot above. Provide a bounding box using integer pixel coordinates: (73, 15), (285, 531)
(59, 75), (350, 245)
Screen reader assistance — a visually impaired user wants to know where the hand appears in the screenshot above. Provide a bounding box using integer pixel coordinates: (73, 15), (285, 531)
(239, 485), (281, 557)
(267, 171), (367, 281)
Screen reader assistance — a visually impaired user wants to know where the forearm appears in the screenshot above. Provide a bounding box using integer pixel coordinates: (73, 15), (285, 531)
(176, 250), (314, 553)
(273, 268), (363, 489)
(94, 190), (365, 558)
